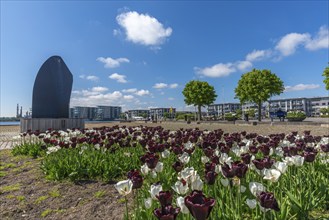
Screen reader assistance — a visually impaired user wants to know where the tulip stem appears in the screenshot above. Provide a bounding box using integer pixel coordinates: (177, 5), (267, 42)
(125, 195), (129, 220)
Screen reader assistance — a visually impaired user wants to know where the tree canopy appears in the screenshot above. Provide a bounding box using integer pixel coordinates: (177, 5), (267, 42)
(182, 80), (217, 121)
(235, 69), (284, 121)
(323, 66), (329, 90)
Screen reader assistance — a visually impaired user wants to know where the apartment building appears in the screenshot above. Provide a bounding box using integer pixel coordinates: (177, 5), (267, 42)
(208, 103), (241, 117)
(149, 107), (176, 120)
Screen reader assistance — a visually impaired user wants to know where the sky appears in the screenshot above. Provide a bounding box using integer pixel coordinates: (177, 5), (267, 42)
(1, 1), (329, 117)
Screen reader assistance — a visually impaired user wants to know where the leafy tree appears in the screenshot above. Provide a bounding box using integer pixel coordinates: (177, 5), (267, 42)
(320, 107), (329, 115)
(323, 66), (329, 90)
(235, 69), (284, 121)
(163, 112), (170, 119)
(182, 80), (217, 121)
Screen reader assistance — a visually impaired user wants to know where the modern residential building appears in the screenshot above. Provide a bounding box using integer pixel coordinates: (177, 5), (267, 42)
(208, 103), (241, 117)
(309, 96), (329, 116)
(268, 98), (313, 116)
(127, 109), (150, 119)
(149, 107), (176, 120)
(70, 106), (121, 120)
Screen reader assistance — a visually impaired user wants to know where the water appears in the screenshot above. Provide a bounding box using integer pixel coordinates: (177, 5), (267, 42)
(0, 121), (20, 126)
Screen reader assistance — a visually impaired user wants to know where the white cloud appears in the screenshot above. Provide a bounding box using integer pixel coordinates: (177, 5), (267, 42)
(135, 89), (150, 96)
(195, 63), (236, 78)
(153, 83), (168, 89)
(236, 61), (253, 71)
(284, 84), (320, 92)
(305, 26), (329, 50)
(246, 50), (271, 62)
(86, 75), (99, 81)
(79, 75), (85, 79)
(70, 90), (124, 106)
(97, 57), (130, 68)
(123, 95), (134, 100)
(109, 73), (127, 83)
(91, 86), (108, 93)
(122, 88), (137, 93)
(275, 33), (310, 56)
(116, 11), (172, 46)
(169, 83), (178, 89)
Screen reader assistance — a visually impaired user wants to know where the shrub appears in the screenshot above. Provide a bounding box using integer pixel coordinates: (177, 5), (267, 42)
(224, 113), (236, 121)
(286, 110), (306, 121)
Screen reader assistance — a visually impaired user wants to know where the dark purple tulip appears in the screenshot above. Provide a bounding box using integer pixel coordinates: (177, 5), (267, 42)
(252, 159), (265, 170)
(263, 157), (275, 169)
(156, 191), (173, 207)
(289, 147), (298, 156)
(232, 161), (248, 178)
(184, 190), (216, 220)
(241, 153), (252, 164)
(140, 153), (159, 169)
(304, 130), (311, 136)
(249, 145), (259, 154)
(221, 163), (235, 178)
(203, 148), (214, 158)
(303, 151), (317, 163)
(220, 145), (231, 154)
(259, 145), (271, 156)
(153, 205), (180, 220)
(205, 162), (216, 173)
(258, 191), (280, 211)
(127, 169), (143, 189)
(321, 144), (329, 153)
(172, 146), (183, 155)
(172, 161), (184, 172)
(205, 171), (218, 185)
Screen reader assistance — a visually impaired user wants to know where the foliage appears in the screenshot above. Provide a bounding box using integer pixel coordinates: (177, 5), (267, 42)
(182, 80), (217, 121)
(12, 143), (46, 158)
(286, 110), (306, 119)
(323, 66), (329, 90)
(235, 69), (284, 121)
(224, 113), (237, 121)
(245, 109), (256, 118)
(320, 107), (329, 115)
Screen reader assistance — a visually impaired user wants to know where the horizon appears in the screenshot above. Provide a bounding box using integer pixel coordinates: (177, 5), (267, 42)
(1, 1), (329, 117)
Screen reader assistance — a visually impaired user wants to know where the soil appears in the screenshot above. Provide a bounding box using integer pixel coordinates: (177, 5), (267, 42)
(0, 150), (127, 220)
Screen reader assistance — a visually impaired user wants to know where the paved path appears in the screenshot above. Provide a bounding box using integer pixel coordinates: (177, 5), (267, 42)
(0, 132), (19, 150)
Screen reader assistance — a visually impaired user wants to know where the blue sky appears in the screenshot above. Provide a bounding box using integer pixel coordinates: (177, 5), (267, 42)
(1, 1), (328, 117)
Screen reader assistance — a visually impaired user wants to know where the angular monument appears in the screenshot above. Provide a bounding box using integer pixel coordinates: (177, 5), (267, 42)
(32, 56), (72, 118)
(21, 56), (84, 132)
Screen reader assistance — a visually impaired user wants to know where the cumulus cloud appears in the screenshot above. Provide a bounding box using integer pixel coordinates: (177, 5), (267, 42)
(275, 33), (310, 56)
(122, 88), (137, 93)
(236, 61), (253, 71)
(169, 83), (178, 89)
(116, 11), (172, 46)
(109, 73), (127, 83)
(123, 95), (134, 100)
(284, 84), (320, 92)
(86, 75), (99, 81)
(195, 63), (236, 78)
(305, 26), (329, 50)
(135, 89), (150, 96)
(91, 86), (108, 93)
(153, 83), (168, 89)
(97, 57), (130, 68)
(246, 50), (271, 62)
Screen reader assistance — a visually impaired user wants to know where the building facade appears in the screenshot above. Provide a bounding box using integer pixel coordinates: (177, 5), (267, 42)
(127, 109), (150, 119)
(309, 96), (329, 116)
(70, 106), (121, 120)
(149, 108), (176, 120)
(208, 103), (241, 117)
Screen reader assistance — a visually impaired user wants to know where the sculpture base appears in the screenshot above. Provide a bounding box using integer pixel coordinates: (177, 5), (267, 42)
(20, 118), (85, 133)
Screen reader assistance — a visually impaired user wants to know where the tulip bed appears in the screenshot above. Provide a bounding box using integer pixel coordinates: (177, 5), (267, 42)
(12, 125), (329, 220)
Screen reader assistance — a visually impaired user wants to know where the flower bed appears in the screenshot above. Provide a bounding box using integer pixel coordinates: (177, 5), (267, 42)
(286, 110), (306, 122)
(12, 126), (329, 219)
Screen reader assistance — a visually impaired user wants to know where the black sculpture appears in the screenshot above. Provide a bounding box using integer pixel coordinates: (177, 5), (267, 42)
(32, 56), (73, 118)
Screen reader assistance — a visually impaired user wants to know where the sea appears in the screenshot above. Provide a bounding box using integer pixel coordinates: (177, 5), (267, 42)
(0, 121), (20, 126)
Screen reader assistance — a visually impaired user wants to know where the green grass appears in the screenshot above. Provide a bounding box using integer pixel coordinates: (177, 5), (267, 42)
(94, 190), (106, 198)
(0, 183), (21, 193)
(0, 171), (6, 177)
(34, 195), (49, 204)
(0, 163), (16, 170)
(16, 195), (26, 201)
(41, 209), (52, 218)
(49, 189), (60, 198)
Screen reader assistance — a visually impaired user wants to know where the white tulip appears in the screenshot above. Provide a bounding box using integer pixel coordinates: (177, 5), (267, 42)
(114, 179), (133, 196)
(151, 170), (157, 178)
(176, 196), (189, 214)
(240, 185), (246, 193)
(263, 169), (281, 182)
(161, 149), (170, 158)
(274, 161), (288, 174)
(190, 174), (203, 191)
(292, 155), (304, 166)
(220, 178), (229, 187)
(144, 197), (152, 209)
(184, 142), (194, 150)
(201, 156), (210, 164)
(172, 181), (189, 195)
(219, 153), (232, 166)
(249, 182), (265, 197)
(150, 183), (162, 200)
(179, 152), (190, 164)
(154, 162), (164, 173)
(246, 199), (257, 209)
(141, 164), (150, 175)
(178, 167), (195, 182)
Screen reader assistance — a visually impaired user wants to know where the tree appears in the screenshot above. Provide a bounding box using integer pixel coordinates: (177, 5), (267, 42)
(323, 66), (329, 90)
(182, 80), (217, 121)
(235, 69), (284, 121)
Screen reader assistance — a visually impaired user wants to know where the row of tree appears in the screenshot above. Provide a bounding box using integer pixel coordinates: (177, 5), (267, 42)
(183, 67), (329, 122)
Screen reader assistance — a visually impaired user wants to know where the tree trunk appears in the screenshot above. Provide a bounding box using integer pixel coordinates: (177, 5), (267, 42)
(198, 105), (202, 122)
(258, 101), (262, 122)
